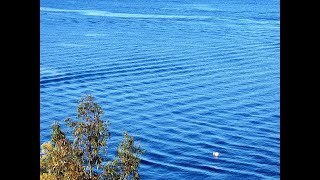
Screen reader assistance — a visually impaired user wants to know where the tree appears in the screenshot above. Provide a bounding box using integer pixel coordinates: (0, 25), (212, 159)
(104, 131), (144, 180)
(40, 95), (144, 179)
(65, 95), (110, 179)
(40, 123), (85, 180)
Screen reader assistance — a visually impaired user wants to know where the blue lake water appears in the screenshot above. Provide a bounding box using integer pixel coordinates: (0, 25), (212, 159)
(40, 0), (280, 179)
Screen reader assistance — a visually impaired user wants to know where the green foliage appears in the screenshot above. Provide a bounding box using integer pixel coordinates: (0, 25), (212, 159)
(104, 159), (122, 179)
(40, 95), (144, 180)
(51, 122), (66, 144)
(65, 95), (111, 178)
(104, 132), (144, 180)
(40, 124), (85, 180)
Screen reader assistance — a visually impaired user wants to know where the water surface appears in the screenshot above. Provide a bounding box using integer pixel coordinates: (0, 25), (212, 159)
(40, 0), (280, 179)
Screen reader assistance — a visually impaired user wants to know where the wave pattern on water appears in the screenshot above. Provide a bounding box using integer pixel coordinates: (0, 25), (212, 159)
(41, 0), (279, 179)
(40, 7), (212, 20)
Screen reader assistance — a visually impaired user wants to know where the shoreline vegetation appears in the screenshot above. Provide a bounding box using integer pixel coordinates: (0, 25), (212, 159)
(40, 95), (144, 180)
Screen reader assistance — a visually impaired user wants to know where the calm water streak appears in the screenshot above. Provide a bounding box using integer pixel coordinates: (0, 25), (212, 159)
(40, 0), (280, 179)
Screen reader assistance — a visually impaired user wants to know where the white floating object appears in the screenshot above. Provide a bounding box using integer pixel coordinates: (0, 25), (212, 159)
(213, 152), (219, 157)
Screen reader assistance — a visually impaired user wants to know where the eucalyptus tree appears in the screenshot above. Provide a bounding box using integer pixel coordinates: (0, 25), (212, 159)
(40, 95), (144, 180)
(65, 95), (111, 179)
(40, 123), (85, 180)
(104, 131), (144, 180)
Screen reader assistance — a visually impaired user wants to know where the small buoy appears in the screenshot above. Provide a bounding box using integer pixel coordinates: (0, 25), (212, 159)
(213, 152), (219, 157)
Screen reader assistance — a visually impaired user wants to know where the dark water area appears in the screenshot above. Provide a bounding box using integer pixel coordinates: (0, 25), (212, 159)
(40, 0), (279, 179)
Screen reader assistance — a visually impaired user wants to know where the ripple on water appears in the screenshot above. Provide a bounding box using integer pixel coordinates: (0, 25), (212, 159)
(40, 0), (279, 179)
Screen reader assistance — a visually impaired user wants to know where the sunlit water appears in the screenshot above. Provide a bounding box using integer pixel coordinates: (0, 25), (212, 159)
(40, 0), (279, 179)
